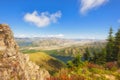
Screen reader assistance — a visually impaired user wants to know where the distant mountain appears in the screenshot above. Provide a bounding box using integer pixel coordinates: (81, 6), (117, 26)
(16, 37), (73, 47)
(15, 37), (106, 50)
(16, 37), (76, 50)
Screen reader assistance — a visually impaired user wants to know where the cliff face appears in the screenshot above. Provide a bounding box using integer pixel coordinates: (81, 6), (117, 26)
(0, 24), (50, 80)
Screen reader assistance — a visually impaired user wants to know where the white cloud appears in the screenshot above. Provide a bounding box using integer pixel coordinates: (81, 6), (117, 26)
(24, 11), (62, 27)
(14, 34), (26, 38)
(80, 0), (109, 14)
(47, 34), (64, 38)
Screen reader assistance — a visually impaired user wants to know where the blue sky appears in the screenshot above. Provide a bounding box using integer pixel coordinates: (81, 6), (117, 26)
(0, 0), (120, 39)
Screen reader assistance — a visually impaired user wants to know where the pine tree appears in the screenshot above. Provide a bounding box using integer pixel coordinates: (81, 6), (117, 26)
(95, 48), (106, 64)
(106, 27), (114, 62)
(83, 48), (91, 61)
(72, 54), (83, 67)
(114, 29), (120, 65)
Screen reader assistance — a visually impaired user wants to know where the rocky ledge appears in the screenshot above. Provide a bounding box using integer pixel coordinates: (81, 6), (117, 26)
(0, 24), (50, 80)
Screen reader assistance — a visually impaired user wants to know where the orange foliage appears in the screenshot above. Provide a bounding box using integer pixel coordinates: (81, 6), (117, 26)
(87, 63), (103, 69)
(47, 69), (85, 80)
(105, 62), (118, 70)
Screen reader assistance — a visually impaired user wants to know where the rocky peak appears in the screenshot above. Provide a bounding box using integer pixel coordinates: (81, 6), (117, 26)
(0, 24), (50, 80)
(0, 24), (18, 57)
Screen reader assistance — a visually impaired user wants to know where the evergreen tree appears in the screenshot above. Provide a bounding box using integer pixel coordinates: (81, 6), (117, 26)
(95, 48), (106, 64)
(72, 54), (83, 67)
(114, 29), (120, 65)
(106, 27), (115, 62)
(91, 48), (106, 64)
(83, 48), (91, 61)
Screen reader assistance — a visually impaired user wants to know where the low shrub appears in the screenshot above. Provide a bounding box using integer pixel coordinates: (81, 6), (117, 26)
(105, 62), (118, 71)
(87, 63), (103, 69)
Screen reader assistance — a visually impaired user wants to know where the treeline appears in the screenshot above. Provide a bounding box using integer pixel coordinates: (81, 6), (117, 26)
(83, 27), (120, 66)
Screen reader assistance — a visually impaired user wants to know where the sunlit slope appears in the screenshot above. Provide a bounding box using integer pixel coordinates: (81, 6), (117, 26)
(28, 52), (65, 73)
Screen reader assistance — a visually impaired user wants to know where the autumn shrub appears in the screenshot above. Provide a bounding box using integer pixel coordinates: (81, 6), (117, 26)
(47, 68), (86, 80)
(105, 62), (118, 71)
(47, 74), (86, 80)
(87, 63), (103, 69)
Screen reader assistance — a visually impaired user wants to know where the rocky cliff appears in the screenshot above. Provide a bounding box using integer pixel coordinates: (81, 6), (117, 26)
(0, 24), (50, 80)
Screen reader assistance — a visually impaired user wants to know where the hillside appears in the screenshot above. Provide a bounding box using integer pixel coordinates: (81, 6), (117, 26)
(20, 40), (106, 64)
(28, 52), (66, 74)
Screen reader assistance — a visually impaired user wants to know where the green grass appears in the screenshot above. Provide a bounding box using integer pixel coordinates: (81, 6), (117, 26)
(21, 49), (74, 63)
(21, 49), (41, 53)
(27, 52), (66, 75)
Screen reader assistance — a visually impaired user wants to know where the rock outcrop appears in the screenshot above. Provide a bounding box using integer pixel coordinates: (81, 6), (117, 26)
(0, 24), (50, 80)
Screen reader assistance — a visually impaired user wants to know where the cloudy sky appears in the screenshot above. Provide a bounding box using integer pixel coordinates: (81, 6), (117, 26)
(0, 0), (120, 39)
